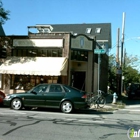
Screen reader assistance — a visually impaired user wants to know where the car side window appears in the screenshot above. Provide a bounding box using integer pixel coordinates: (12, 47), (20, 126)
(49, 85), (63, 92)
(34, 85), (48, 93)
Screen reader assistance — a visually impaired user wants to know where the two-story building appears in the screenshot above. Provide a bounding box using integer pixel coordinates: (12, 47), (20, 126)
(0, 23), (111, 94)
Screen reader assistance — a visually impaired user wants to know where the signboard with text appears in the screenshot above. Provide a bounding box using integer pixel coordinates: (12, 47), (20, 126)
(94, 49), (106, 54)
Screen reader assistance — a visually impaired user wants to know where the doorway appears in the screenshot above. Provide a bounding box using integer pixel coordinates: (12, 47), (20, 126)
(72, 71), (86, 91)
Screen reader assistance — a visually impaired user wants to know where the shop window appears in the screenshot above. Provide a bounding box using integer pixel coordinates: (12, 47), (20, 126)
(23, 50), (27, 56)
(18, 50), (22, 56)
(11, 75), (61, 90)
(12, 50), (17, 56)
(47, 50), (52, 57)
(58, 50), (62, 57)
(12, 49), (62, 57)
(71, 50), (88, 61)
(52, 50), (58, 57)
(28, 50), (37, 56)
(41, 50), (47, 57)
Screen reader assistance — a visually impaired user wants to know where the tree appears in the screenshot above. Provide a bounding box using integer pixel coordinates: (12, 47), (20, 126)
(0, 0), (10, 24)
(108, 53), (140, 93)
(123, 54), (140, 86)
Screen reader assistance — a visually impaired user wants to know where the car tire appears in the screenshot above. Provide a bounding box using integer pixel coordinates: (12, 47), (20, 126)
(11, 98), (22, 110)
(61, 101), (73, 113)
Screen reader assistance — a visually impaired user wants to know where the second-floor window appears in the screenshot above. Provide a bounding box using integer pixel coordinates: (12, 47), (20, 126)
(71, 50), (88, 61)
(12, 48), (62, 57)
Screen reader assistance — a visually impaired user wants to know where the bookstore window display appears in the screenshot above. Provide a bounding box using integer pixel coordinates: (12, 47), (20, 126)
(10, 75), (60, 90)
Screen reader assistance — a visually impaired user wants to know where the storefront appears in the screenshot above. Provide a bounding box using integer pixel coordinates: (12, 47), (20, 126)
(0, 57), (68, 93)
(0, 28), (70, 94)
(0, 24), (109, 94)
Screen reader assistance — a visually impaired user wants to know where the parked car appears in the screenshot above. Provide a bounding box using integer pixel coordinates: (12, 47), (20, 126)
(0, 91), (5, 105)
(127, 83), (140, 99)
(3, 83), (88, 113)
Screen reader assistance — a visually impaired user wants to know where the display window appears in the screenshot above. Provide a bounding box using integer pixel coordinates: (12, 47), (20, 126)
(10, 75), (60, 90)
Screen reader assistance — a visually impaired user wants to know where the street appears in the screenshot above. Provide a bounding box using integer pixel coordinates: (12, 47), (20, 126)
(0, 104), (140, 140)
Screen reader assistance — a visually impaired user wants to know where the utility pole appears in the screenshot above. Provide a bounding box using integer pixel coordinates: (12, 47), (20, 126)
(120, 12), (126, 96)
(116, 28), (120, 64)
(116, 28), (121, 96)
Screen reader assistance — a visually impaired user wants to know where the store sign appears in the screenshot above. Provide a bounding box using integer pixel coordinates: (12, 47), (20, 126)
(13, 39), (63, 47)
(71, 35), (93, 50)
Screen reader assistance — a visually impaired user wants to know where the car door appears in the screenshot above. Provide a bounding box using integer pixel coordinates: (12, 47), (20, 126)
(45, 84), (66, 108)
(24, 85), (48, 107)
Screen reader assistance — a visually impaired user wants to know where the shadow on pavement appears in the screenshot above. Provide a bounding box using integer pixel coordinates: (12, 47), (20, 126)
(123, 97), (140, 106)
(29, 107), (114, 115)
(124, 99), (140, 105)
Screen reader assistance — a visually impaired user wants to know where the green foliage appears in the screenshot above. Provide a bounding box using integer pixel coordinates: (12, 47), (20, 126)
(0, 0), (10, 24)
(108, 53), (140, 92)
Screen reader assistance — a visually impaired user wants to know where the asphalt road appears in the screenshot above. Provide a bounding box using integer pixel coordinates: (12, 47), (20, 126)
(0, 104), (140, 140)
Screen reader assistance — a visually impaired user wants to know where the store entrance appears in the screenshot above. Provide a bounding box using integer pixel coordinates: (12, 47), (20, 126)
(73, 71), (86, 91)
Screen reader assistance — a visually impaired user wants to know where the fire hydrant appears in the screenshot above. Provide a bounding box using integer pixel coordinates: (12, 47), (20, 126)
(112, 92), (118, 104)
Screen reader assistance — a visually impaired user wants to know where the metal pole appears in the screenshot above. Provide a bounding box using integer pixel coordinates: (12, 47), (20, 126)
(120, 12), (126, 96)
(98, 53), (100, 96)
(116, 28), (121, 96)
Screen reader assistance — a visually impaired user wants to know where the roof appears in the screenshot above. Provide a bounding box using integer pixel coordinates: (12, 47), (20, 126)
(0, 25), (5, 36)
(51, 23), (112, 48)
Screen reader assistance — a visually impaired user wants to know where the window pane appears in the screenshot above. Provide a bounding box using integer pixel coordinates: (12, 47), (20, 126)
(52, 50), (58, 57)
(58, 50), (62, 57)
(49, 85), (62, 92)
(23, 50), (27, 56)
(34, 85), (48, 93)
(47, 50), (51, 57)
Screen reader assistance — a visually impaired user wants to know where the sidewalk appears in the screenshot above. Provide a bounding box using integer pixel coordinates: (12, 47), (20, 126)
(90, 94), (126, 111)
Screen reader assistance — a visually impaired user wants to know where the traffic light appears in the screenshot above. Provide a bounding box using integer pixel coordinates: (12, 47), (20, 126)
(0, 48), (7, 58)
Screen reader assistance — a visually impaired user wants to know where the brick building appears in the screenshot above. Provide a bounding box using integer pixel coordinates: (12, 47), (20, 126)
(0, 23), (111, 94)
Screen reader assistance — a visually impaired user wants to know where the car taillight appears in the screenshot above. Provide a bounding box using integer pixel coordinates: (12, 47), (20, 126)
(82, 94), (87, 99)
(0, 95), (4, 99)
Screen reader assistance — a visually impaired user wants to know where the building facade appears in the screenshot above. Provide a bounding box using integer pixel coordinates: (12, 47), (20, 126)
(0, 23), (111, 94)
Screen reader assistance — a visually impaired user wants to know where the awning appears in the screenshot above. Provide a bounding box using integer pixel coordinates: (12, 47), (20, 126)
(0, 57), (68, 76)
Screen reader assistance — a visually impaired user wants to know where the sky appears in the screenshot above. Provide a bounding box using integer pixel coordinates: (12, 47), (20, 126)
(2, 0), (140, 59)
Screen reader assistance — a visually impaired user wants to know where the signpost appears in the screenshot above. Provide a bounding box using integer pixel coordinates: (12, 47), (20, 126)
(94, 49), (106, 54)
(94, 49), (106, 95)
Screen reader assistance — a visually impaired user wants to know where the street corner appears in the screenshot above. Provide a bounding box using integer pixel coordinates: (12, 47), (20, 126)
(89, 101), (125, 112)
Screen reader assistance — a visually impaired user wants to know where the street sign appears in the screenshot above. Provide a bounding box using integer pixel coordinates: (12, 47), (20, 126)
(94, 49), (106, 54)
(116, 69), (122, 74)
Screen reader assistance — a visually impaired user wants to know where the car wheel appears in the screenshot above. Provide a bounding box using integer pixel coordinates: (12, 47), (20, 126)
(61, 101), (73, 113)
(11, 98), (22, 110)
